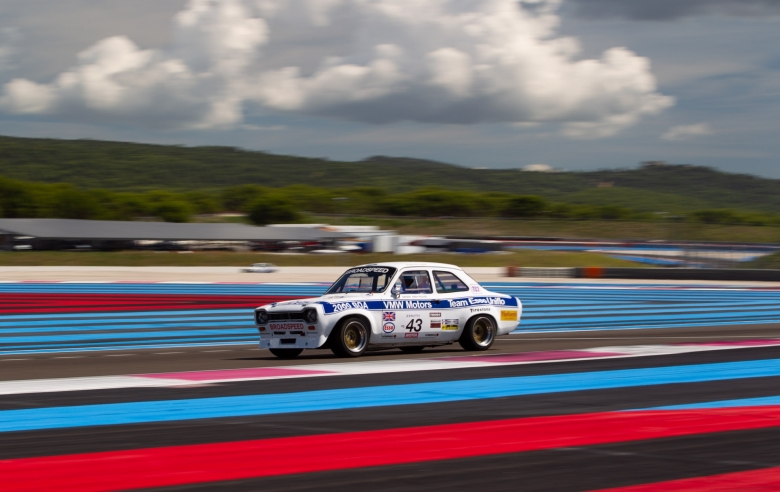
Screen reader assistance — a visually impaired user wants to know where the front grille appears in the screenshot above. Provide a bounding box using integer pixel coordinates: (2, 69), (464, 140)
(268, 312), (303, 321)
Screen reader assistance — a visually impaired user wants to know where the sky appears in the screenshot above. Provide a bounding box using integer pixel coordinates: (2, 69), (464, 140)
(0, 0), (777, 177)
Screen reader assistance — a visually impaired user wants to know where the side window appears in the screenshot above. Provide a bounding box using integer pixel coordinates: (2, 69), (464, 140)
(433, 271), (470, 294)
(398, 270), (433, 294)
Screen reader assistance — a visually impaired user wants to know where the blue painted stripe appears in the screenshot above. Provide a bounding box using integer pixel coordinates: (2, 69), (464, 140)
(641, 395), (780, 410)
(2, 358), (779, 433)
(4, 282), (780, 354)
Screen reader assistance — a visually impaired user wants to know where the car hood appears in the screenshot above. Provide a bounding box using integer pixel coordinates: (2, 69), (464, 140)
(263, 293), (379, 311)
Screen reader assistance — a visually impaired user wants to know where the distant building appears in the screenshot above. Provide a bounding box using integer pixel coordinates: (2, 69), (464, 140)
(0, 219), (346, 252)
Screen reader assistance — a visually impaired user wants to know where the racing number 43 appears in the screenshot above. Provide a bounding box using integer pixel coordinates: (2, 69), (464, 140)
(406, 319), (422, 332)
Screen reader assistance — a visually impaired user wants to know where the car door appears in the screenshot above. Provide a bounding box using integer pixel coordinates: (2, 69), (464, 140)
(390, 269), (437, 342)
(431, 270), (473, 340)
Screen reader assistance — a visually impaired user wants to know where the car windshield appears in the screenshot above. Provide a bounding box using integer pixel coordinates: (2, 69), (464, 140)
(326, 267), (397, 294)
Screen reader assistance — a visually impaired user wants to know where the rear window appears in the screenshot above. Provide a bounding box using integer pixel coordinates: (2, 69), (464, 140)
(433, 271), (470, 293)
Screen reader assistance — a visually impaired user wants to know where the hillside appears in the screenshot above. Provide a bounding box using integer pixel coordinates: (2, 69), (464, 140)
(1, 135), (779, 213)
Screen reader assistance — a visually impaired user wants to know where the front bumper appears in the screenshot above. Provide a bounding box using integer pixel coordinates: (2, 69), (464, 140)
(259, 334), (327, 349)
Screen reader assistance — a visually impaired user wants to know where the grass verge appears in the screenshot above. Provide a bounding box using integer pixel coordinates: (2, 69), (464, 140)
(0, 250), (642, 268)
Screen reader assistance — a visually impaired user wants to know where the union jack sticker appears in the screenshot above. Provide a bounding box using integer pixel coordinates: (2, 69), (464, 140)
(383, 312), (396, 322)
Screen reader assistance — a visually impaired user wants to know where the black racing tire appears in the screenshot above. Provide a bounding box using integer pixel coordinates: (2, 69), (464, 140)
(269, 348), (304, 359)
(399, 346), (425, 354)
(459, 315), (496, 351)
(330, 317), (370, 358)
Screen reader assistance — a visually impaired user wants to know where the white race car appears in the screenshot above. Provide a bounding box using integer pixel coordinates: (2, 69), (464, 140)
(243, 263), (278, 273)
(254, 262), (522, 358)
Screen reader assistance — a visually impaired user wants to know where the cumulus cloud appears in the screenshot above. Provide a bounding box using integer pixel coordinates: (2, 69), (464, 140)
(522, 163), (556, 172)
(661, 123), (715, 141)
(0, 0), (673, 136)
(569, 0), (780, 21)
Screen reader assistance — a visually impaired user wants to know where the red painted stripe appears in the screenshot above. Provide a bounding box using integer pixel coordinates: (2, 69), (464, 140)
(0, 294), (303, 314)
(3, 407), (780, 491)
(595, 466), (780, 491)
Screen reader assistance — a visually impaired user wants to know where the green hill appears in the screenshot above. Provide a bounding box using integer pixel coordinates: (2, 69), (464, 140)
(1, 135), (779, 213)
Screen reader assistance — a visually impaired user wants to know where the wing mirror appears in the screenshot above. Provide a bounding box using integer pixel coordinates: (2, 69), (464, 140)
(391, 282), (402, 298)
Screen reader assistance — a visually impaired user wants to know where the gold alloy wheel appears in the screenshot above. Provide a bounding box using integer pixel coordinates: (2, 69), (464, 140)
(343, 320), (368, 353)
(472, 317), (495, 347)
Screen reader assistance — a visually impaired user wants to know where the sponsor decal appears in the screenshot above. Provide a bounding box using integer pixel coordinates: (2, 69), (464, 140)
(424, 333), (439, 337)
(344, 267), (390, 275)
(429, 312), (441, 318)
(442, 319), (459, 331)
(450, 299), (469, 308)
(404, 333), (419, 338)
(430, 321), (442, 329)
(501, 310), (518, 321)
(382, 300), (434, 310)
(383, 322), (395, 334)
(383, 312), (396, 322)
(381, 334), (397, 338)
(269, 323), (305, 330)
(331, 301), (370, 313)
(471, 285), (480, 292)
(470, 307), (490, 313)
(468, 297), (507, 306)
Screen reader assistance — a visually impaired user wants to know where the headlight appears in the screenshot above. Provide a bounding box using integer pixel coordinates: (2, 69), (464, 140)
(255, 310), (269, 325)
(304, 309), (318, 323)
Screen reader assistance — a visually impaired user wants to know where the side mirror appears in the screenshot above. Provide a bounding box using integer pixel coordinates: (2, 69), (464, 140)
(392, 282), (402, 298)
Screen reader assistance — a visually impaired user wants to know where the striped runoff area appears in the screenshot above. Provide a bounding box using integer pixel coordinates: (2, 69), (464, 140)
(3, 281), (780, 354)
(2, 344), (780, 490)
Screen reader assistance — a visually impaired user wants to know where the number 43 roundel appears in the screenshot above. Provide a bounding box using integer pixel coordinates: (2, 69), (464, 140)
(405, 319), (422, 332)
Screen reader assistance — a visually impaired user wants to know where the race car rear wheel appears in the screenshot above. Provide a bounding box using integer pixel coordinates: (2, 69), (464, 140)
(269, 348), (303, 359)
(459, 315), (496, 351)
(331, 317), (370, 357)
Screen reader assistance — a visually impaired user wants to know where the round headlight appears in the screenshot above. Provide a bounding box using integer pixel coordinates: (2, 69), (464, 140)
(255, 310), (269, 325)
(304, 309), (318, 323)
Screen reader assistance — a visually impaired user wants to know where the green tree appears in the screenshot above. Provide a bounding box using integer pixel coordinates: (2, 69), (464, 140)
(222, 185), (267, 212)
(502, 195), (547, 217)
(49, 185), (101, 219)
(248, 194), (301, 225)
(153, 201), (192, 223)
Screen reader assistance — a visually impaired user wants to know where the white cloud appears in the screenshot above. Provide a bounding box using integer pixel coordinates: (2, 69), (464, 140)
(522, 163), (555, 172)
(661, 123), (715, 141)
(0, 0), (673, 137)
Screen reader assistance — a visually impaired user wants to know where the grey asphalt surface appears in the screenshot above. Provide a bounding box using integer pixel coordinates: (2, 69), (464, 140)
(2, 322), (779, 380)
(3, 324), (780, 491)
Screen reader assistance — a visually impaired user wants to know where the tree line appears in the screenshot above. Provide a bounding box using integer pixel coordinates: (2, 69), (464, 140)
(1, 175), (779, 227)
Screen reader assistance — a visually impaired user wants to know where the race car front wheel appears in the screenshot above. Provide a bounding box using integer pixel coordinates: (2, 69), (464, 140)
(269, 348), (303, 359)
(331, 317), (370, 357)
(459, 315), (496, 351)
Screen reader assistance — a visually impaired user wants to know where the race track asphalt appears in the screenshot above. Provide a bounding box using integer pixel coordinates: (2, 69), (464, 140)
(2, 281), (780, 490)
